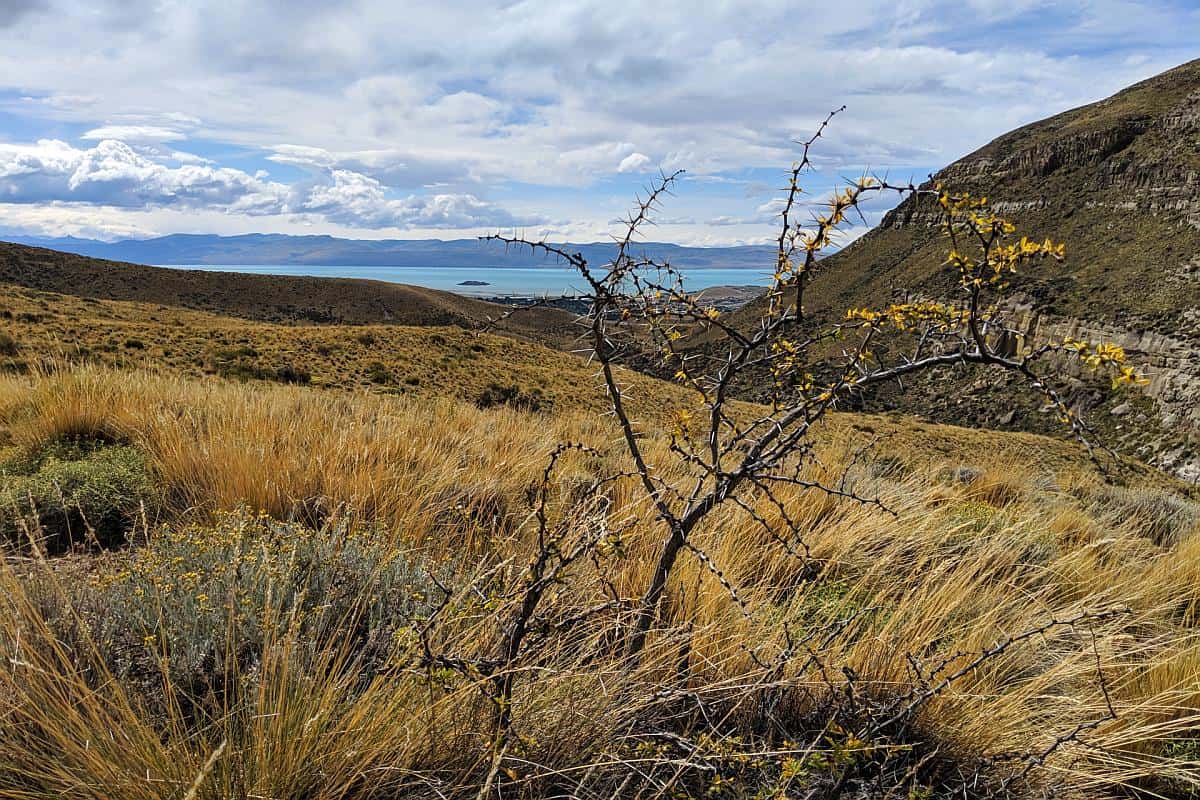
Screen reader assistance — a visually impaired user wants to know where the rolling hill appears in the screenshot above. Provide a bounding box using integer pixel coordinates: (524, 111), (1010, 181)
(0, 241), (578, 346)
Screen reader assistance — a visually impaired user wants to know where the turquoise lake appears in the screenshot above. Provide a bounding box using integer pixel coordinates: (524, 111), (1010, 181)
(158, 264), (773, 297)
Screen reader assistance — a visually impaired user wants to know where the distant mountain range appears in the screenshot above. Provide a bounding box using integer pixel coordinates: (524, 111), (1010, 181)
(2, 233), (776, 270)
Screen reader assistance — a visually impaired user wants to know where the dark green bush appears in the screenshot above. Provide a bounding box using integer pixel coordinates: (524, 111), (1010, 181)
(271, 363), (311, 385)
(365, 361), (394, 385)
(209, 346), (310, 385)
(475, 382), (546, 412)
(0, 444), (154, 553)
(0, 332), (18, 357)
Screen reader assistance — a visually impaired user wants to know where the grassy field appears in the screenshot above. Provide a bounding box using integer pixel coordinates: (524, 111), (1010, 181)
(0, 361), (1195, 798)
(0, 266), (1197, 797)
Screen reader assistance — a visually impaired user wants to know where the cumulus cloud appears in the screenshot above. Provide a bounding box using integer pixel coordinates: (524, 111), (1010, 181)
(0, 138), (288, 210)
(0, 137), (533, 230)
(617, 152), (651, 173)
(297, 169), (541, 229)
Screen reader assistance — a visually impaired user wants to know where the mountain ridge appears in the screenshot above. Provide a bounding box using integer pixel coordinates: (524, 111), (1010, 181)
(3, 232), (777, 270)
(0, 240), (578, 346)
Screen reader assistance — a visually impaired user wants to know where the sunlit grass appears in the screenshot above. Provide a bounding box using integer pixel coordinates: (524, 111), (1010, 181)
(0, 365), (1195, 797)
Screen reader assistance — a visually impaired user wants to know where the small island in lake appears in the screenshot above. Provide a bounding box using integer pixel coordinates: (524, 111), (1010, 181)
(457, 279), (490, 286)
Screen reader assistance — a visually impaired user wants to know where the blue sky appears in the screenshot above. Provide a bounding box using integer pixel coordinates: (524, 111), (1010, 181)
(0, 0), (1195, 245)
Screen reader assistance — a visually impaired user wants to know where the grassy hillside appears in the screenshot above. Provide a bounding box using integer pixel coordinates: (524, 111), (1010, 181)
(0, 283), (594, 407)
(0, 241), (577, 345)
(1, 280), (1166, 481)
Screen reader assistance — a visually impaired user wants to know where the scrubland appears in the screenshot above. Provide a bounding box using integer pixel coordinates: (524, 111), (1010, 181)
(0, 365), (1196, 798)
(2, 60), (1197, 800)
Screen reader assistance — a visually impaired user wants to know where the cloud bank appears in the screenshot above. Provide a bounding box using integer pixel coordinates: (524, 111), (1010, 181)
(0, 138), (538, 230)
(0, 0), (1194, 242)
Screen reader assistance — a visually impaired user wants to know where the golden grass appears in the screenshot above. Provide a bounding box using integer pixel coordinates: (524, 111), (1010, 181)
(0, 365), (1197, 797)
(2, 280), (1174, 483)
(0, 283), (601, 405)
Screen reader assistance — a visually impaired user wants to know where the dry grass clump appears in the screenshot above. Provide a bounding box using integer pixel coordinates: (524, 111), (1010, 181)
(0, 367), (611, 542)
(0, 367), (1196, 798)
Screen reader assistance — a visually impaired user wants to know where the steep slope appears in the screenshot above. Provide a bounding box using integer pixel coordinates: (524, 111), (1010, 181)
(0, 241), (577, 346)
(800, 58), (1200, 329)
(727, 59), (1200, 478)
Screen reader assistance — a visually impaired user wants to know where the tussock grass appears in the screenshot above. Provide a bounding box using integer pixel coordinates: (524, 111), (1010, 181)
(0, 367), (1196, 797)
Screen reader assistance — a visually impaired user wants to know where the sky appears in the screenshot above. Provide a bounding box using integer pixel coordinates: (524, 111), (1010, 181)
(0, 0), (1195, 247)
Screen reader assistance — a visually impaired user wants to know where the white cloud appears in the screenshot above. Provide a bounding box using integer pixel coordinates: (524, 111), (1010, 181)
(0, 138), (289, 210)
(0, 0), (1193, 240)
(298, 169), (539, 229)
(0, 138), (533, 230)
(617, 152), (651, 173)
(168, 150), (214, 165)
(267, 143), (476, 190)
(81, 125), (188, 143)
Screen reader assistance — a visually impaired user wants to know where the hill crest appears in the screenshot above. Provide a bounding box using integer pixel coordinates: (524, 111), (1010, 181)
(0, 240), (577, 345)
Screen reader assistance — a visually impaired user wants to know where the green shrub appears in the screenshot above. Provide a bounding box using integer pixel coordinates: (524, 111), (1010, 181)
(0, 444), (154, 553)
(0, 332), (18, 357)
(365, 361), (394, 385)
(32, 511), (441, 723)
(475, 382), (546, 412)
(209, 346), (310, 385)
(271, 363), (311, 385)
